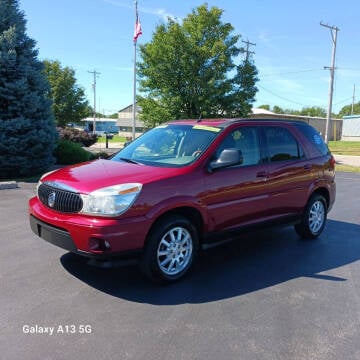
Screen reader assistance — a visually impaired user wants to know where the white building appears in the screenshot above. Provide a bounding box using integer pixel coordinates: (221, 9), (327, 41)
(81, 118), (118, 135)
(342, 115), (360, 141)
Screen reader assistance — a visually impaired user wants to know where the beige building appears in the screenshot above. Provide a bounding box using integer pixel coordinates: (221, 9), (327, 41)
(116, 105), (343, 141)
(117, 104), (146, 138)
(249, 108), (342, 141)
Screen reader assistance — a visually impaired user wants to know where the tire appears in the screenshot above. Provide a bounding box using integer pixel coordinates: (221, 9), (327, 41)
(295, 194), (327, 239)
(140, 215), (199, 283)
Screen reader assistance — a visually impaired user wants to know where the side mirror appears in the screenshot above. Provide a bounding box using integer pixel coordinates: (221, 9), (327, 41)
(208, 148), (243, 172)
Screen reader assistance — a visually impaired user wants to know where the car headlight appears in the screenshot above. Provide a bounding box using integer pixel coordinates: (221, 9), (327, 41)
(80, 183), (142, 216)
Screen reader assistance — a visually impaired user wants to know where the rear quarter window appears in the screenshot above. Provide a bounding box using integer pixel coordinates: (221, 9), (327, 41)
(295, 123), (329, 156)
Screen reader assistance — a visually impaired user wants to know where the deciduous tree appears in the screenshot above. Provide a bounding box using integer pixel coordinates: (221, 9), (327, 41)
(338, 102), (360, 118)
(43, 60), (89, 127)
(137, 4), (258, 127)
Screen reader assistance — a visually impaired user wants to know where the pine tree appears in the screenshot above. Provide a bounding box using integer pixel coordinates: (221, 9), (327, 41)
(0, 0), (57, 179)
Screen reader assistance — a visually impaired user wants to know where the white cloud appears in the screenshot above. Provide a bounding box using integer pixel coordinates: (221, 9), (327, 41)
(113, 66), (133, 72)
(337, 68), (360, 80)
(141, 6), (180, 22)
(256, 31), (288, 48)
(102, 0), (180, 22)
(102, 0), (131, 10)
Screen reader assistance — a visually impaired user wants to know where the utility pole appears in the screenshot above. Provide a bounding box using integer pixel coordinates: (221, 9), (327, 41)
(320, 22), (339, 143)
(132, 0), (142, 141)
(351, 84), (355, 115)
(241, 39), (256, 62)
(88, 70), (101, 134)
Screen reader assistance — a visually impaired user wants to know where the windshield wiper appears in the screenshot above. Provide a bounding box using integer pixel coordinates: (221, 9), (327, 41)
(118, 157), (142, 165)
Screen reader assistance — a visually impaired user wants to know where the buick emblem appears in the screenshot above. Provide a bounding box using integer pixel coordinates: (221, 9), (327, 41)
(48, 192), (56, 208)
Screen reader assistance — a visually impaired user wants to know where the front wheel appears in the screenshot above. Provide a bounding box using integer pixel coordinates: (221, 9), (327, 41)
(140, 215), (199, 283)
(295, 194), (327, 239)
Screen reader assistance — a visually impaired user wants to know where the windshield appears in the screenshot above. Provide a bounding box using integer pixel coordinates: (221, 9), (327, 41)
(112, 124), (222, 167)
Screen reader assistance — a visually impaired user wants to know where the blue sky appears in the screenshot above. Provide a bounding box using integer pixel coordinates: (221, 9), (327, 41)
(20, 0), (360, 116)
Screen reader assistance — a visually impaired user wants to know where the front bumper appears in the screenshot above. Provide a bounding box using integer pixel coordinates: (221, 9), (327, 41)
(29, 196), (151, 260)
(29, 215), (142, 263)
(30, 215), (77, 252)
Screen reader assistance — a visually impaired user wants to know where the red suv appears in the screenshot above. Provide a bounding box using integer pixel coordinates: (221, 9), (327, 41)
(29, 119), (336, 283)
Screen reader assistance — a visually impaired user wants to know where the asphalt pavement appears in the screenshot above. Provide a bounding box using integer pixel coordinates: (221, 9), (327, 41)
(0, 173), (360, 360)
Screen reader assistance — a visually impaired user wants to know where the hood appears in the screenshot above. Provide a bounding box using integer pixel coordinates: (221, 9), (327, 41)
(42, 160), (189, 194)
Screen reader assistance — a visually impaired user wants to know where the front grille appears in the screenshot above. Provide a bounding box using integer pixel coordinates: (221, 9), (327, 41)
(38, 183), (83, 213)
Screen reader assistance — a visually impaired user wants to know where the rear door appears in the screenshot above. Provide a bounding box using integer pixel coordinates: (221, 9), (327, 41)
(261, 125), (314, 216)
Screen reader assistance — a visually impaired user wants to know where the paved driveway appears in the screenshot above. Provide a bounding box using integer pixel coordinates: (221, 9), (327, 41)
(1, 173), (360, 360)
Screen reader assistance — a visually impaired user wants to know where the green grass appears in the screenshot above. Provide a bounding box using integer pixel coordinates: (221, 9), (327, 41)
(328, 141), (360, 156)
(96, 135), (126, 143)
(336, 164), (360, 173)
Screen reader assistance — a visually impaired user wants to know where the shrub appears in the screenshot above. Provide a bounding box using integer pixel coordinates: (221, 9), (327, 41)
(54, 140), (91, 165)
(57, 127), (97, 147)
(90, 151), (111, 160)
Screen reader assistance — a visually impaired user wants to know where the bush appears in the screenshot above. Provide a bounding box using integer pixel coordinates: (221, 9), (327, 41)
(54, 140), (92, 165)
(57, 127), (97, 147)
(90, 151), (111, 160)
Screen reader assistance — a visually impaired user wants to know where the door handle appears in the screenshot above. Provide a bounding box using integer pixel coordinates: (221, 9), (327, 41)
(256, 171), (268, 178)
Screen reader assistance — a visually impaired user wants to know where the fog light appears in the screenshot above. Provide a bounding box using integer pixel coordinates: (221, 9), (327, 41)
(89, 238), (111, 252)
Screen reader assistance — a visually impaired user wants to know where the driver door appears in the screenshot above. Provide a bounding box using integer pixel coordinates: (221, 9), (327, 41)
(202, 126), (269, 231)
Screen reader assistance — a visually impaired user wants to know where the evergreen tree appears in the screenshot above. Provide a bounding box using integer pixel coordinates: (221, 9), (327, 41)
(0, 0), (57, 179)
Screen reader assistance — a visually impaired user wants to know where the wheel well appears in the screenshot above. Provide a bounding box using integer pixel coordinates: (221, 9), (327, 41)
(146, 207), (204, 244)
(312, 187), (330, 209)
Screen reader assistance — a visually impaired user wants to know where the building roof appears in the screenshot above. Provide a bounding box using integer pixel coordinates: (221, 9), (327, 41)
(118, 103), (142, 113)
(251, 108), (275, 115)
(81, 117), (117, 123)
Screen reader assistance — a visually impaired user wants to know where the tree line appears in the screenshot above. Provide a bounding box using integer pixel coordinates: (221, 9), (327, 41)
(0, 0), (357, 178)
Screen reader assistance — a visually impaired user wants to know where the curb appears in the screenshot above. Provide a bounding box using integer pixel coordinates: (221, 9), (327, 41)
(0, 181), (18, 190)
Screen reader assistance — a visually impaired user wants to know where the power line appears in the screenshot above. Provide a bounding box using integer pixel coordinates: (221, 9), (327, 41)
(257, 85), (306, 107)
(260, 68), (322, 77)
(333, 96), (353, 106)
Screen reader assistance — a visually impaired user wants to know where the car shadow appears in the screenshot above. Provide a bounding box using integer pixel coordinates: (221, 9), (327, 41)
(60, 219), (360, 305)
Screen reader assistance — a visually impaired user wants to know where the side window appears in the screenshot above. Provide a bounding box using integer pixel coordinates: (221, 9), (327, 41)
(217, 127), (261, 166)
(295, 123), (329, 156)
(264, 126), (303, 162)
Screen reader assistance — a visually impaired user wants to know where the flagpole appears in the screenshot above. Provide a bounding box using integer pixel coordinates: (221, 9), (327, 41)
(132, 0), (138, 141)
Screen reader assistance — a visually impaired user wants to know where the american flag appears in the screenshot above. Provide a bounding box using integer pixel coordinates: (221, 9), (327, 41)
(133, 11), (142, 42)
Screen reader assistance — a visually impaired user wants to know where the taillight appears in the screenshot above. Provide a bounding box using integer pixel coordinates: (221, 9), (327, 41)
(329, 155), (336, 170)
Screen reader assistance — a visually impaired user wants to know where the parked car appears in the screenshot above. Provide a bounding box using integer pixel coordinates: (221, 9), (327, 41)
(29, 119), (336, 283)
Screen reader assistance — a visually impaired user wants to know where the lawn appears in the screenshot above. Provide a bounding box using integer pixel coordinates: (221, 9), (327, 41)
(335, 164), (360, 173)
(328, 141), (360, 156)
(96, 135), (127, 143)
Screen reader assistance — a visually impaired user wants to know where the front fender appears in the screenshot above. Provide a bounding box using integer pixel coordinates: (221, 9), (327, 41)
(145, 195), (209, 232)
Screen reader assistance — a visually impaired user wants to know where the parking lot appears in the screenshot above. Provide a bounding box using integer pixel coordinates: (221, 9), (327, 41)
(1, 172), (360, 360)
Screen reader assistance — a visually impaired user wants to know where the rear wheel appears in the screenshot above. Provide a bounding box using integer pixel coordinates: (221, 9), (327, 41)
(295, 194), (327, 239)
(140, 215), (199, 283)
